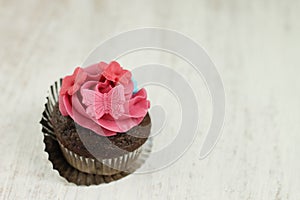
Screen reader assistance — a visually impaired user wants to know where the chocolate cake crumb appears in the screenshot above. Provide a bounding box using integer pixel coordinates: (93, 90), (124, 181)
(51, 103), (151, 159)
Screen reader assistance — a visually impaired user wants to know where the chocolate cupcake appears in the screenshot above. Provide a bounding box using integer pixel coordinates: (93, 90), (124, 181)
(44, 61), (151, 179)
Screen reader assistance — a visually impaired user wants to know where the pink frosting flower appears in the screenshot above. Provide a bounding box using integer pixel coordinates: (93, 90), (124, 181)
(102, 61), (131, 84)
(59, 61), (150, 136)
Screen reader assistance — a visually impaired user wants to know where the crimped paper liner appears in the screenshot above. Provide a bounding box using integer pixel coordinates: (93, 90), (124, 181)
(58, 141), (143, 175)
(40, 79), (152, 185)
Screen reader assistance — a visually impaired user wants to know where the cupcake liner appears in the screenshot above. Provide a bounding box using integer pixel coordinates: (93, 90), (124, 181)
(40, 79), (152, 185)
(58, 141), (143, 175)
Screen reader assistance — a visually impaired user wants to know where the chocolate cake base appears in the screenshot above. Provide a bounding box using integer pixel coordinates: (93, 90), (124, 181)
(51, 103), (151, 159)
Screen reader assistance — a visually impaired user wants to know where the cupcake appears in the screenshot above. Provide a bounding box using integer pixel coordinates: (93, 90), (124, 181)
(45, 61), (151, 179)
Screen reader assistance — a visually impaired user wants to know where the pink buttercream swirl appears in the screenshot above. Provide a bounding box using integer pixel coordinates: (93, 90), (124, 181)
(59, 61), (150, 136)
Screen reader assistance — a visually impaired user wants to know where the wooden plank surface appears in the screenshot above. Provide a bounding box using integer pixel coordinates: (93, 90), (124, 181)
(0, 0), (300, 199)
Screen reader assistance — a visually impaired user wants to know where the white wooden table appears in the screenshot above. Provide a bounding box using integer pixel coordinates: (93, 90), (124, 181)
(1, 0), (300, 199)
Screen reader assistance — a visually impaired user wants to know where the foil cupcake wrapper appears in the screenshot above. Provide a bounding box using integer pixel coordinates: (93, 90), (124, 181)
(40, 79), (152, 185)
(58, 141), (143, 175)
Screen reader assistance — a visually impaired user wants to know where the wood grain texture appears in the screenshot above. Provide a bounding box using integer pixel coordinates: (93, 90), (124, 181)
(0, 0), (300, 199)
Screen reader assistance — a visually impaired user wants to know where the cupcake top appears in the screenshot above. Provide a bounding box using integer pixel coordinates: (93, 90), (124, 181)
(59, 61), (150, 136)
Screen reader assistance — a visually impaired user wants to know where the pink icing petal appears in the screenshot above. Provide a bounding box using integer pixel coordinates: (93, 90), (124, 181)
(60, 76), (73, 95)
(84, 62), (108, 77)
(102, 61), (132, 84)
(68, 84), (80, 95)
(58, 95), (68, 116)
(60, 67), (87, 96)
(119, 71), (132, 85)
(63, 95), (73, 116)
(72, 93), (90, 118)
(98, 116), (140, 132)
(97, 79), (113, 93)
(128, 89), (150, 117)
